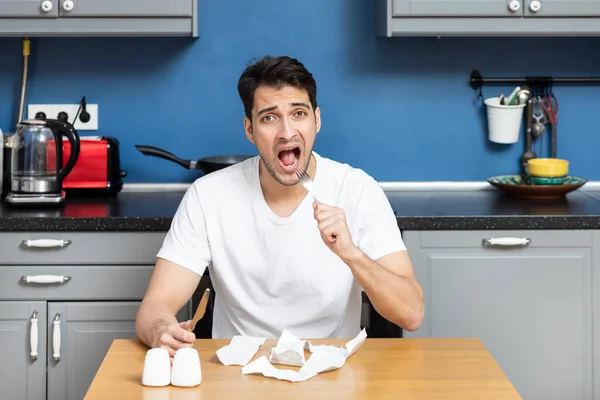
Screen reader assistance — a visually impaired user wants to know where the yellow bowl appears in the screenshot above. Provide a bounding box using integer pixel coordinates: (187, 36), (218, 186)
(527, 158), (569, 177)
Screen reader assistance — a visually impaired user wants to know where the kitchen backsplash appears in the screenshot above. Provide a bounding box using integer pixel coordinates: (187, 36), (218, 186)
(1, 0), (599, 183)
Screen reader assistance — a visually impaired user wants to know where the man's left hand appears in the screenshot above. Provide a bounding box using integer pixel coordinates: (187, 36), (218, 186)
(313, 203), (360, 262)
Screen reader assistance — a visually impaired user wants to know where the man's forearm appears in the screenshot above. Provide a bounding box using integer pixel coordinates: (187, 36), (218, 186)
(136, 298), (179, 348)
(343, 251), (424, 332)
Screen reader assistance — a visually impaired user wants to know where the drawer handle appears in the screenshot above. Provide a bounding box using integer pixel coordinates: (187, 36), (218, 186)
(53, 313), (61, 362)
(21, 239), (72, 248)
(30, 310), (38, 361)
(482, 237), (531, 247)
(21, 275), (72, 284)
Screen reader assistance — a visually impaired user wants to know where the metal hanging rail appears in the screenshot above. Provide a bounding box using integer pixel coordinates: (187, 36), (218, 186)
(470, 69), (600, 91)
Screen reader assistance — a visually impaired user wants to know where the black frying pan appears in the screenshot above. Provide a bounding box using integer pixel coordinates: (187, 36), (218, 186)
(135, 145), (254, 175)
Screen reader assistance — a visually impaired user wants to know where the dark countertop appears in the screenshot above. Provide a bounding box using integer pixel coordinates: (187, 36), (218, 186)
(1, 188), (600, 231)
(0, 190), (600, 231)
(386, 190), (600, 230)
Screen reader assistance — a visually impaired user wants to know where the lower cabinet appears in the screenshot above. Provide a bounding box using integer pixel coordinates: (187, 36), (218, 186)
(49, 302), (140, 400)
(0, 302), (46, 400)
(0, 301), (190, 400)
(0, 230), (191, 400)
(403, 230), (598, 400)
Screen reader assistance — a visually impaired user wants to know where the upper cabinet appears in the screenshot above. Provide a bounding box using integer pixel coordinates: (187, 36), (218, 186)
(390, 0), (518, 17)
(56, 0), (192, 17)
(0, 0), (197, 37)
(0, 0), (58, 17)
(376, 0), (600, 36)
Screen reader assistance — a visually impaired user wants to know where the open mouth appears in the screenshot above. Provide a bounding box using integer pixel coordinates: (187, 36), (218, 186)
(277, 145), (302, 173)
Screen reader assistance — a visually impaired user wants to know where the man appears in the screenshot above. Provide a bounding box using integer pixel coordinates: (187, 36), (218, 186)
(135, 55), (424, 358)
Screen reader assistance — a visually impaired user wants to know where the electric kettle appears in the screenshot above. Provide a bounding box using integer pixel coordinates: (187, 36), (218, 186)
(5, 119), (80, 206)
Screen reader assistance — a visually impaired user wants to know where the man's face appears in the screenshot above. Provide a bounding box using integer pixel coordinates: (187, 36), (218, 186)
(244, 85), (321, 186)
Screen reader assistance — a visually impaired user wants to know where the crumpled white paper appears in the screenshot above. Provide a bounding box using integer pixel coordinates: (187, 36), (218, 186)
(216, 328), (368, 383)
(269, 330), (308, 367)
(215, 335), (266, 366)
(307, 328), (367, 359)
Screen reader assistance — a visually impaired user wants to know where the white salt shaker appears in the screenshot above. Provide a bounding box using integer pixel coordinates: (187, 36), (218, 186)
(141, 348), (171, 387)
(171, 348), (202, 387)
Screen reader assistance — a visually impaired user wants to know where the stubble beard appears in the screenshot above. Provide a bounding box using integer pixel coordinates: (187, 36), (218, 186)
(257, 144), (314, 187)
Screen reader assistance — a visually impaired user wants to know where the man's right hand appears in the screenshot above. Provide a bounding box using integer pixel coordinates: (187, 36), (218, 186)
(155, 320), (196, 358)
(135, 259), (202, 356)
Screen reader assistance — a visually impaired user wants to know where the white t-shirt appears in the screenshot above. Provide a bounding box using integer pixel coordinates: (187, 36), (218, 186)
(156, 152), (406, 339)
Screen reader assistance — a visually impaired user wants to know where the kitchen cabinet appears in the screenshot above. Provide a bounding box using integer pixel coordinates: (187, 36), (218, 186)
(0, 0), (197, 37)
(403, 229), (596, 400)
(376, 0), (600, 36)
(0, 231), (191, 400)
(0, 301), (47, 400)
(0, 0), (58, 17)
(55, 0), (193, 17)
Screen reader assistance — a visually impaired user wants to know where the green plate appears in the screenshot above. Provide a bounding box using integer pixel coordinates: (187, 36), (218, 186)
(487, 175), (587, 199)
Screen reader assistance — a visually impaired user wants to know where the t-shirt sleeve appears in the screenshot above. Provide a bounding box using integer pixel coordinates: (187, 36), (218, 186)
(356, 176), (406, 261)
(156, 184), (211, 276)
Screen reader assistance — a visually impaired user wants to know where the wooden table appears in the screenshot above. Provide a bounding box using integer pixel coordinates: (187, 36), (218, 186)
(85, 337), (522, 399)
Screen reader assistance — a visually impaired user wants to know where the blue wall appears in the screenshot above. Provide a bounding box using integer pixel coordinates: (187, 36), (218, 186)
(1, 0), (599, 183)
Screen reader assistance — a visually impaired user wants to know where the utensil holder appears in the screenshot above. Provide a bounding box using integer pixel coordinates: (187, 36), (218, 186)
(484, 97), (526, 144)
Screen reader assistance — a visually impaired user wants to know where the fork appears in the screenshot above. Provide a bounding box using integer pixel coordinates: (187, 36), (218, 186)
(297, 169), (337, 241)
(296, 169), (319, 204)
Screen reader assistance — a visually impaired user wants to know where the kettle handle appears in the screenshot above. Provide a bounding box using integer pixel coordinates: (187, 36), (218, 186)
(46, 120), (80, 182)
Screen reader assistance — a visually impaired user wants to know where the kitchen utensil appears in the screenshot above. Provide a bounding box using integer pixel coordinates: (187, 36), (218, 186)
(296, 169), (319, 204)
(505, 86), (521, 105)
(517, 89), (530, 105)
(531, 97), (546, 138)
(296, 169), (336, 241)
(532, 121), (545, 137)
(527, 158), (568, 177)
(487, 174), (586, 199)
(5, 119), (80, 206)
(188, 288), (210, 332)
(521, 97), (537, 175)
(541, 93), (559, 158)
(135, 145), (254, 175)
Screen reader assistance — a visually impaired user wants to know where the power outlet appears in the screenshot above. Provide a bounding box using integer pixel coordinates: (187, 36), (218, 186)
(27, 103), (99, 131)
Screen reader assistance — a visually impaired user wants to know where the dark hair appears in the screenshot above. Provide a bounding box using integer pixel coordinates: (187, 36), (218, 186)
(237, 55), (317, 121)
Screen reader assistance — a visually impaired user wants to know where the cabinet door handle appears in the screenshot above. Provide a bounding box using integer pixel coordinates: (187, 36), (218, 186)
(529, 0), (541, 12)
(21, 239), (72, 248)
(40, 0), (53, 12)
(482, 237), (531, 246)
(30, 311), (38, 361)
(53, 313), (61, 362)
(21, 275), (72, 284)
(62, 0), (74, 11)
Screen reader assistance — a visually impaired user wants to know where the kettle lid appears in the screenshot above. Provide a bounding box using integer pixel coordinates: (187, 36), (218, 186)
(19, 119), (48, 126)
